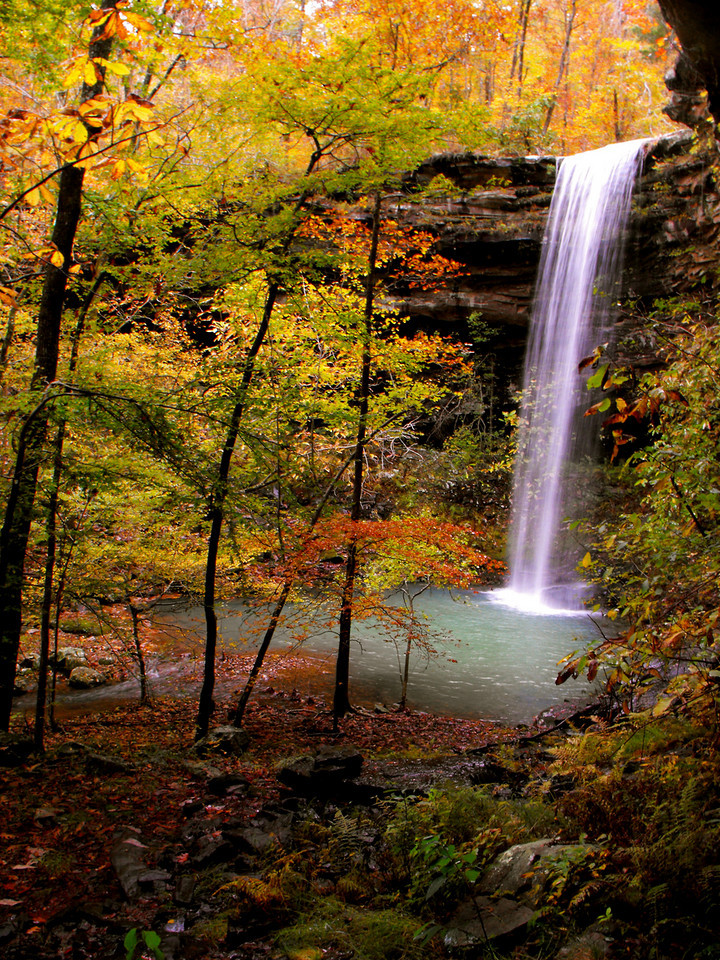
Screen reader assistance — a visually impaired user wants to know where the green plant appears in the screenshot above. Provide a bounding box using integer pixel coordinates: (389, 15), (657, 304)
(277, 898), (427, 960)
(410, 834), (481, 902)
(124, 927), (164, 960)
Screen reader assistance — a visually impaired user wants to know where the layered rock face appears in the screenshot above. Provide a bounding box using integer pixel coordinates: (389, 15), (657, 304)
(382, 131), (715, 379)
(658, 0), (720, 124)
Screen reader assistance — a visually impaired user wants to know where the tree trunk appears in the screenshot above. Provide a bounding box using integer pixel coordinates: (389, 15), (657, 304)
(34, 273), (105, 749)
(0, 1), (117, 730)
(542, 0), (576, 138)
(332, 191), (382, 727)
(34, 431), (62, 751)
(0, 306), (17, 380)
(130, 604), (151, 706)
(195, 149), (323, 741)
(231, 435), (380, 726)
(513, 0), (533, 100)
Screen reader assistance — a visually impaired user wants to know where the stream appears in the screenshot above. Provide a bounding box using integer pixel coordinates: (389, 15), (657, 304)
(21, 588), (608, 724)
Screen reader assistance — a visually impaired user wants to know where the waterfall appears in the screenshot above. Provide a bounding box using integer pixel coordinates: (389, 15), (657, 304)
(504, 139), (647, 613)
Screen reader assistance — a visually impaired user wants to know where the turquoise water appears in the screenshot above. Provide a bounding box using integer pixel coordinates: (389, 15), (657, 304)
(171, 587), (607, 724)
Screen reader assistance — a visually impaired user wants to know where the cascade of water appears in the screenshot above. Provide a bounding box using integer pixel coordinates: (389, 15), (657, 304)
(504, 139), (647, 613)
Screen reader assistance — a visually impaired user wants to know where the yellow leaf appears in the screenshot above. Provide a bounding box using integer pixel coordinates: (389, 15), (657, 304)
(84, 60), (98, 85)
(127, 103), (154, 122)
(652, 696), (676, 718)
(69, 264), (82, 275)
(0, 286), (17, 307)
(105, 60), (131, 77)
(111, 158), (127, 180)
(72, 121), (89, 144)
(123, 11), (154, 32)
(50, 250), (65, 268)
(62, 62), (84, 89)
(580, 552), (592, 569)
(25, 188), (40, 207)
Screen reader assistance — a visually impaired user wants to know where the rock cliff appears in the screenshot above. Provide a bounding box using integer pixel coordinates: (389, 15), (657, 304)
(376, 130), (716, 381)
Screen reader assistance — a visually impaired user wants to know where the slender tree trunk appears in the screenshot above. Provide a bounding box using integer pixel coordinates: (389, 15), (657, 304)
(542, 0), (576, 138)
(34, 433), (62, 751)
(129, 604), (150, 705)
(34, 274), (105, 750)
(0, 306), (17, 380)
(333, 191), (382, 727)
(195, 149), (322, 741)
(515, 0), (533, 100)
(0, 1), (116, 731)
(0, 165), (83, 730)
(230, 418), (396, 726)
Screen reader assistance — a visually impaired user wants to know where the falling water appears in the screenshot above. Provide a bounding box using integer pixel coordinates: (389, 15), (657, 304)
(504, 139), (647, 613)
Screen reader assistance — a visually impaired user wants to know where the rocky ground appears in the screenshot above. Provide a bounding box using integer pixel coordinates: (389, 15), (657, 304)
(2, 655), (718, 960)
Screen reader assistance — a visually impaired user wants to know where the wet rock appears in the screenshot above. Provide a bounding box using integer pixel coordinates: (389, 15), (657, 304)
(13, 669), (36, 695)
(51, 647), (88, 673)
(207, 772), (249, 797)
(174, 875), (196, 905)
(110, 828), (148, 899)
(277, 746), (363, 795)
(86, 750), (134, 774)
(138, 869), (172, 894)
(229, 811), (296, 855)
(182, 760), (224, 779)
(445, 896), (535, 947)
(68, 666), (106, 689)
(480, 839), (599, 908)
(470, 760), (529, 790)
(180, 798), (204, 818)
(194, 725), (250, 757)
(192, 833), (235, 867)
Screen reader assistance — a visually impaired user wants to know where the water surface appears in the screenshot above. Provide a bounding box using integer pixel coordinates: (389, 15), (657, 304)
(167, 587), (606, 724)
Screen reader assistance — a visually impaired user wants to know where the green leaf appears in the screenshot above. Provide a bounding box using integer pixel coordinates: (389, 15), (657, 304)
(425, 875), (447, 899)
(586, 363), (609, 389)
(124, 929), (138, 960)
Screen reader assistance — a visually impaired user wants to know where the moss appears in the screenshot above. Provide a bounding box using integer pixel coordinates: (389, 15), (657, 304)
(277, 899), (428, 960)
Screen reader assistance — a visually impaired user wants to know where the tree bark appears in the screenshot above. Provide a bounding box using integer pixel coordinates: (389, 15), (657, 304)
(542, 0), (576, 138)
(332, 191), (382, 727)
(195, 145), (325, 741)
(0, 1), (117, 730)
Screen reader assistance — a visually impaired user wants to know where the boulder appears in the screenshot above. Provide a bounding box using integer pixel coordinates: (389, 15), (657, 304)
(194, 725), (250, 757)
(13, 669), (36, 695)
(479, 839), (556, 898)
(480, 839), (599, 908)
(555, 922), (616, 959)
(110, 828), (149, 899)
(51, 647), (88, 673)
(445, 896), (535, 948)
(68, 666), (106, 688)
(277, 745), (363, 795)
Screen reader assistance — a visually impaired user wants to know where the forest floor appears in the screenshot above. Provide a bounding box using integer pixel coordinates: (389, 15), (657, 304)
(4, 638), (719, 960)
(1, 653), (512, 960)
